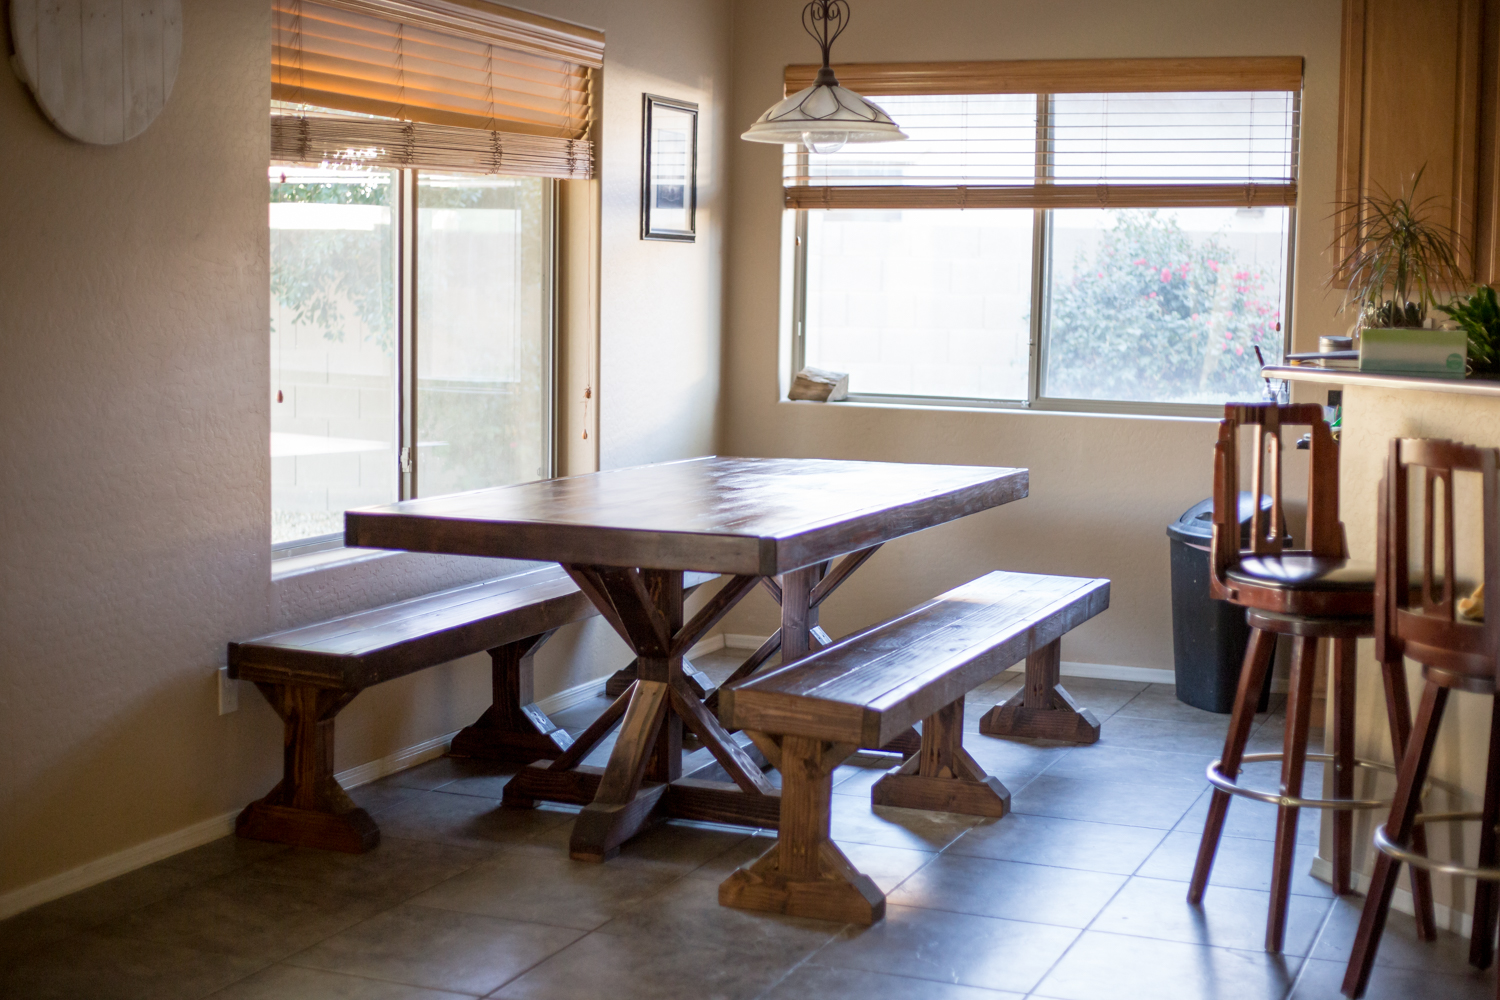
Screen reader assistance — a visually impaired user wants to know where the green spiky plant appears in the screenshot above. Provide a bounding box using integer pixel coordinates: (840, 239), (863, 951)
(1330, 166), (1470, 328)
(1438, 285), (1500, 377)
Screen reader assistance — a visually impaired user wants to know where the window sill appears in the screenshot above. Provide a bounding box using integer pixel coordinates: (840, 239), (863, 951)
(271, 545), (399, 581)
(778, 397), (1218, 422)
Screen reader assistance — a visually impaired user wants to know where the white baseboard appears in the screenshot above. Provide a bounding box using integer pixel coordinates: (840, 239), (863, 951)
(688, 634), (727, 658)
(0, 674), (613, 922)
(1309, 854), (1473, 939)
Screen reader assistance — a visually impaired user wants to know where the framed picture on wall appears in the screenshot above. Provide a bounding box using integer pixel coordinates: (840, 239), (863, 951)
(641, 94), (698, 242)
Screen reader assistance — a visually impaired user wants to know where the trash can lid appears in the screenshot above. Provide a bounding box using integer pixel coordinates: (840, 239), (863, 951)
(1167, 493), (1283, 544)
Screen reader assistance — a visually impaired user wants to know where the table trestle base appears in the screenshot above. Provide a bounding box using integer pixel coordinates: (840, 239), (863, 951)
(978, 640), (1101, 744)
(873, 697), (1011, 817)
(719, 735), (884, 925)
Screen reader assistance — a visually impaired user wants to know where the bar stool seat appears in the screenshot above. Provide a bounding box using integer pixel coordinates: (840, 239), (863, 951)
(1189, 404), (1434, 955)
(1226, 557), (1374, 594)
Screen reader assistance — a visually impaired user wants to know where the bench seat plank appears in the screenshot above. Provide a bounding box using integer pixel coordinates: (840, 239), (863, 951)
(231, 567), (715, 689)
(719, 570), (1109, 749)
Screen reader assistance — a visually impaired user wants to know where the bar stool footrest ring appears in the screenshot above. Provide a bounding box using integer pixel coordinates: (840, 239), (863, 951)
(1374, 813), (1500, 881)
(1207, 752), (1395, 810)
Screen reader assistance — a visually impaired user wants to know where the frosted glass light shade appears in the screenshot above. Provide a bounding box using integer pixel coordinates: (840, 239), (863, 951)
(742, 80), (907, 147)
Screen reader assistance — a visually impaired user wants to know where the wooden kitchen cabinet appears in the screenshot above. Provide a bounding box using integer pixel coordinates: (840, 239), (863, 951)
(1336, 0), (1484, 279)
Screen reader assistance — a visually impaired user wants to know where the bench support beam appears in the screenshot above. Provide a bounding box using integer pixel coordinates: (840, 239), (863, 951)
(720, 734), (883, 925)
(451, 632), (576, 765)
(236, 684), (379, 854)
(979, 639), (1101, 744)
(873, 697), (1011, 817)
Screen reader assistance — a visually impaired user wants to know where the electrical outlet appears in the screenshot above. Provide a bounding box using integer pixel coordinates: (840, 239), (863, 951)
(218, 666), (239, 715)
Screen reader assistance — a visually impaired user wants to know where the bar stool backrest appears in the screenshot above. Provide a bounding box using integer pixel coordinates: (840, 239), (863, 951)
(1378, 437), (1500, 687)
(1210, 403), (1344, 600)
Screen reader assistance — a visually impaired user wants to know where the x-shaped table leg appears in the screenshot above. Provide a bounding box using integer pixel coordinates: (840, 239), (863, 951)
(503, 566), (775, 861)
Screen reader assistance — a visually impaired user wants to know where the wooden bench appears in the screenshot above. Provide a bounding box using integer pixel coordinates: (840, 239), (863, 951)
(228, 565), (714, 854)
(715, 570), (1110, 924)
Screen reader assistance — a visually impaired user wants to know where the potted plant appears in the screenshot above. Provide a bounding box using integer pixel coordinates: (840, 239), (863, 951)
(1438, 285), (1500, 379)
(1330, 167), (1471, 377)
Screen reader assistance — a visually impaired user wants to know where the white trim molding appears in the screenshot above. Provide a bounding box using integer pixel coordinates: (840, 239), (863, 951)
(1310, 854), (1473, 939)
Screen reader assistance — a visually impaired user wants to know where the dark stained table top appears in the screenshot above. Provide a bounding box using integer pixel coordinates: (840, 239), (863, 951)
(345, 456), (1028, 576)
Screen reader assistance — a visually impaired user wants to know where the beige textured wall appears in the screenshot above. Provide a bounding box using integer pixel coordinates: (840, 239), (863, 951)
(0, 0), (732, 900)
(718, 0), (1346, 667)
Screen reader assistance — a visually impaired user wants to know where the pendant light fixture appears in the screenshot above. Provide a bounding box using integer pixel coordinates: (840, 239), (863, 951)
(741, 0), (906, 154)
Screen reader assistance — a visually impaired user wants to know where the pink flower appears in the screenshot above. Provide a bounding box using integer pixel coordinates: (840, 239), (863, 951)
(1134, 258), (1147, 266)
(1160, 268), (1172, 282)
(1191, 313), (1200, 321)
(1208, 260), (1220, 272)
(1235, 346), (1244, 356)
(1147, 292), (1158, 299)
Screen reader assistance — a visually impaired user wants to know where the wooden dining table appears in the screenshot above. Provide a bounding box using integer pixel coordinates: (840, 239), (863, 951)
(345, 456), (1028, 861)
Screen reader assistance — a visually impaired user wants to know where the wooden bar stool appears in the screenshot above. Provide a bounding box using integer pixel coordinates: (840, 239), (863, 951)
(1188, 403), (1434, 953)
(1343, 437), (1500, 998)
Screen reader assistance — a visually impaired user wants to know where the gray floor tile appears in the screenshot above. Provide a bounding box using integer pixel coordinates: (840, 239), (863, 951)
(1114, 683), (1232, 724)
(1290, 956), (1493, 1000)
(833, 763), (899, 797)
(1041, 744), (1218, 788)
(685, 831), (779, 882)
(1309, 894), (1481, 973)
(154, 837), (290, 879)
(1097, 715), (1238, 756)
(548, 695), (614, 734)
(1138, 830), (1334, 898)
(762, 964), (1025, 999)
(888, 854), (1126, 928)
(348, 782), (428, 817)
(237, 836), (490, 905)
(22, 862), (205, 928)
(595, 876), (842, 953)
(204, 963), (470, 999)
(838, 841), (938, 893)
(287, 903), (582, 995)
(489, 922), (809, 1000)
(375, 790), (571, 850)
(813, 903), (1079, 993)
(959, 735), (1073, 786)
(1010, 773), (1203, 830)
(0, 930), (262, 1000)
(1034, 931), (1303, 1000)
(98, 868), (384, 962)
(946, 812), (1168, 875)
(1090, 875), (1333, 956)
(829, 795), (981, 851)
(409, 848), (684, 930)
(1174, 786), (1324, 846)
(0, 908), (81, 960)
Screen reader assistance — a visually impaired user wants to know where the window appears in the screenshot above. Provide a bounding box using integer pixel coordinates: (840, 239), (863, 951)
(787, 59), (1300, 414)
(266, 0), (600, 550)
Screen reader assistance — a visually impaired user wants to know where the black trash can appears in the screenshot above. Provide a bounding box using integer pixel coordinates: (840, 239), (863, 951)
(1168, 494), (1284, 713)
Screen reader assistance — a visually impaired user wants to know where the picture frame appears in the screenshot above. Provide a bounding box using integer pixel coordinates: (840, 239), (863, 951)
(641, 94), (698, 242)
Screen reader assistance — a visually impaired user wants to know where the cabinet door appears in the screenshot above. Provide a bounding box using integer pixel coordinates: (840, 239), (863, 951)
(1336, 0), (1482, 281)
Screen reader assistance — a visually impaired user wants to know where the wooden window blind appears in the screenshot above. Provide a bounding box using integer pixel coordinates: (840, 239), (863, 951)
(782, 57), (1301, 211)
(272, 0), (602, 178)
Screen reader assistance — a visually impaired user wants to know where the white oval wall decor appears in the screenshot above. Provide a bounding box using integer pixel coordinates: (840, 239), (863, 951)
(9, 0), (183, 145)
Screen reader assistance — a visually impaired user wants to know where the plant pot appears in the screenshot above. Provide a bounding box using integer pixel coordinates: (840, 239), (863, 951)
(1357, 327), (1467, 378)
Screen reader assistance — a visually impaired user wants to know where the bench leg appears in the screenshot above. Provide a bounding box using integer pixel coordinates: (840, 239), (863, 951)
(720, 734), (884, 924)
(236, 684), (379, 853)
(979, 639), (1101, 744)
(872, 697), (1011, 817)
(451, 632), (576, 765)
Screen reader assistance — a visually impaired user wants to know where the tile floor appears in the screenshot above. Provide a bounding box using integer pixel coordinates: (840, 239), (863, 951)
(1, 655), (1492, 1000)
